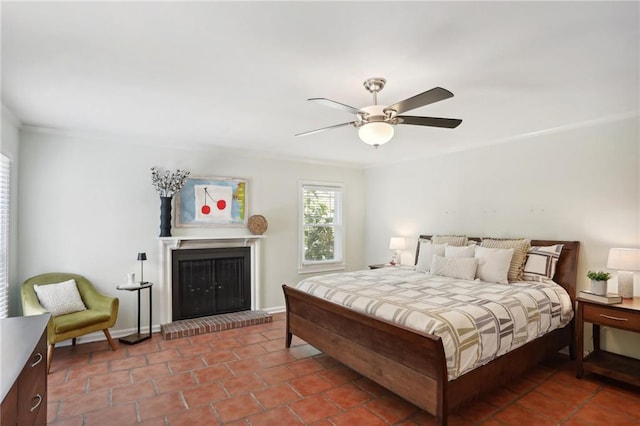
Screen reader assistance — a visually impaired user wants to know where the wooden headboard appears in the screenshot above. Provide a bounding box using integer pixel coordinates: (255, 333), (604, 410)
(415, 235), (580, 300)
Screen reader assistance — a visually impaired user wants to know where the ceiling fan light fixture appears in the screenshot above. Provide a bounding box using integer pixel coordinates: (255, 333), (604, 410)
(296, 78), (461, 143)
(358, 122), (394, 147)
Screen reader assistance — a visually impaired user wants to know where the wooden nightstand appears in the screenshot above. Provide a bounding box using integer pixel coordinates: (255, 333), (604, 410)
(576, 297), (640, 386)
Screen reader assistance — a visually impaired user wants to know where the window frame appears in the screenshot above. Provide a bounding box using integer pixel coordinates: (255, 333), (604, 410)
(298, 180), (345, 274)
(0, 154), (10, 319)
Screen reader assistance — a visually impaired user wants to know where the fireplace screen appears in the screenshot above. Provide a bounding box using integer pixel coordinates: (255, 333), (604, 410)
(172, 247), (250, 321)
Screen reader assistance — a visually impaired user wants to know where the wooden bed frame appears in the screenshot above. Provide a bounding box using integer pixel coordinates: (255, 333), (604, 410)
(283, 237), (579, 425)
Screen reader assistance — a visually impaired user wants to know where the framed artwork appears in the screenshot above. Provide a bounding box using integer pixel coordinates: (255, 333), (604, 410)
(176, 177), (248, 227)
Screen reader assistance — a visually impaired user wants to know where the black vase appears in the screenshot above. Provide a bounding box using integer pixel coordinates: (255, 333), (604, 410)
(159, 196), (173, 237)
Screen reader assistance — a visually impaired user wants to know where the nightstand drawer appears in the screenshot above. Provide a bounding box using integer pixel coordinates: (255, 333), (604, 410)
(583, 303), (640, 331)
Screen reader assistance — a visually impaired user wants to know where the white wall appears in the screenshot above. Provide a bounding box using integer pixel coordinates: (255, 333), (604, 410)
(1, 106), (21, 316)
(12, 115), (640, 356)
(365, 115), (640, 357)
(16, 127), (365, 338)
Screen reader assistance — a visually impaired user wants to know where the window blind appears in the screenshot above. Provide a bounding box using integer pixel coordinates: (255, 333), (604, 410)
(300, 183), (344, 268)
(0, 154), (10, 319)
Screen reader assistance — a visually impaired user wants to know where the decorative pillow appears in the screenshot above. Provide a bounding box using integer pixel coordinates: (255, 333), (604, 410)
(431, 235), (467, 247)
(480, 238), (530, 282)
(474, 246), (514, 284)
(445, 244), (475, 258)
(33, 279), (87, 317)
(430, 255), (478, 281)
(523, 244), (564, 282)
(416, 241), (447, 273)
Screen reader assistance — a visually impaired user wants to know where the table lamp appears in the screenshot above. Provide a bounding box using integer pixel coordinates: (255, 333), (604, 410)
(389, 237), (406, 266)
(137, 252), (147, 284)
(607, 248), (640, 298)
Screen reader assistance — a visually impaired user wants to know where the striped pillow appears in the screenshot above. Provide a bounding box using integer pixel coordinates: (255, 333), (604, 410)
(523, 244), (564, 282)
(480, 238), (531, 282)
(431, 235), (467, 246)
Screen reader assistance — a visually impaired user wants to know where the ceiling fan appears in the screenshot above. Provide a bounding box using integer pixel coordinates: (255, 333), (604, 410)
(295, 78), (462, 148)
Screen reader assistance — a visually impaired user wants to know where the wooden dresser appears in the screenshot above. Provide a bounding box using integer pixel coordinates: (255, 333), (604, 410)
(1, 314), (50, 426)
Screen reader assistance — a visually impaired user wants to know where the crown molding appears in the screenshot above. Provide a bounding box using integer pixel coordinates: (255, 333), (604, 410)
(1, 104), (22, 127)
(19, 124), (367, 170)
(364, 110), (640, 170)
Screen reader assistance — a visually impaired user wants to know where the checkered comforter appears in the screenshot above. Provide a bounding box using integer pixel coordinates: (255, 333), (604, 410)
(295, 267), (573, 380)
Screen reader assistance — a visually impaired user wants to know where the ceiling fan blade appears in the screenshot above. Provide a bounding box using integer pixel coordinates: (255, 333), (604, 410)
(308, 98), (363, 115)
(295, 121), (357, 137)
(396, 116), (462, 128)
(384, 87), (454, 115)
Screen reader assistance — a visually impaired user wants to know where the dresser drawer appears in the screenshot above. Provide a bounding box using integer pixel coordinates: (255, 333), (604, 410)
(17, 326), (47, 425)
(583, 303), (640, 331)
(1, 314), (50, 426)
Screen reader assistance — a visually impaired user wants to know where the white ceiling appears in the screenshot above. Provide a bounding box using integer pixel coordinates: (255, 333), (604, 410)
(2, 1), (638, 168)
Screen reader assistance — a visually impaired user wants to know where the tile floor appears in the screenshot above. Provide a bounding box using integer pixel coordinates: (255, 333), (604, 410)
(47, 313), (640, 425)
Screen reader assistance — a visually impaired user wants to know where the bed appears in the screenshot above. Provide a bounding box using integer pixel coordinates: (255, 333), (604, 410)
(282, 236), (579, 425)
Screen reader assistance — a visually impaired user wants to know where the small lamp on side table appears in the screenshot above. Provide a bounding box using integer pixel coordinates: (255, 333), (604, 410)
(137, 252), (147, 284)
(389, 237), (406, 266)
(607, 248), (640, 298)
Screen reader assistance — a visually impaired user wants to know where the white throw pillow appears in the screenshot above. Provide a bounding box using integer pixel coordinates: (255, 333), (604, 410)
(480, 238), (531, 282)
(474, 246), (514, 284)
(416, 241), (446, 273)
(445, 244), (475, 258)
(33, 279), (87, 317)
(430, 255), (478, 281)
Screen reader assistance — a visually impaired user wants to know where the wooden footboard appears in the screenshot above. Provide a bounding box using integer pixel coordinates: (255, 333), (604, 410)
(283, 284), (449, 422)
(283, 284), (573, 426)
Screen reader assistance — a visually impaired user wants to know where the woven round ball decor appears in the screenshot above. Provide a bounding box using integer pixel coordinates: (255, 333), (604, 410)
(248, 214), (268, 235)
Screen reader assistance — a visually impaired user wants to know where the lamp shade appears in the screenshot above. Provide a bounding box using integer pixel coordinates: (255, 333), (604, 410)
(358, 123), (394, 146)
(137, 252), (147, 261)
(389, 237), (406, 251)
(607, 248), (640, 271)
(358, 105), (394, 147)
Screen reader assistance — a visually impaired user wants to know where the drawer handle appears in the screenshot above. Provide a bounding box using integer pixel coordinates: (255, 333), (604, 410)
(30, 394), (42, 412)
(31, 352), (43, 367)
(600, 314), (629, 321)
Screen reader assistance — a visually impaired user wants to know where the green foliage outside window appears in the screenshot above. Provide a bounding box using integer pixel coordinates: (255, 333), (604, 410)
(304, 189), (336, 261)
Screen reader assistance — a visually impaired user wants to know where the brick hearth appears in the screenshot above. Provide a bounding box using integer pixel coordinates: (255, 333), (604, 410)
(161, 310), (272, 340)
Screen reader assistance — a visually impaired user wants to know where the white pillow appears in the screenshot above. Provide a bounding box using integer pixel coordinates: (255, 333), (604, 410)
(481, 238), (530, 282)
(430, 256), (478, 281)
(445, 244), (475, 258)
(474, 246), (514, 284)
(416, 241), (446, 273)
(33, 279), (87, 317)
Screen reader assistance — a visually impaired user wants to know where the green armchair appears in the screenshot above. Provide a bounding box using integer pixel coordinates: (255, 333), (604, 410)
(21, 272), (119, 373)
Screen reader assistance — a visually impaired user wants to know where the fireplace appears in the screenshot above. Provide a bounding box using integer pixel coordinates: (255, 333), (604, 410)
(158, 236), (264, 325)
(171, 247), (250, 321)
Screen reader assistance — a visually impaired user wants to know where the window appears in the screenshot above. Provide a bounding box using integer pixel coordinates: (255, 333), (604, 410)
(299, 181), (344, 273)
(0, 154), (10, 319)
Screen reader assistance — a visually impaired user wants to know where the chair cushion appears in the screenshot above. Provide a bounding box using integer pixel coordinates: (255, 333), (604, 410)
(33, 279), (87, 317)
(53, 309), (111, 333)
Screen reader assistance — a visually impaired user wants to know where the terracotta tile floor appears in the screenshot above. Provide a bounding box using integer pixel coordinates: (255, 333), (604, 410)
(47, 313), (640, 425)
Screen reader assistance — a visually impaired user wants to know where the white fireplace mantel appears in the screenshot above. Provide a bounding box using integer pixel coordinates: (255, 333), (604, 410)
(157, 235), (265, 324)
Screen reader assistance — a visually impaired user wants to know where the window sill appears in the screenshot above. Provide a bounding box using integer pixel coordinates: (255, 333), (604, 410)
(298, 263), (346, 275)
